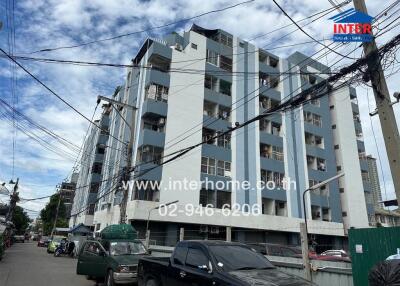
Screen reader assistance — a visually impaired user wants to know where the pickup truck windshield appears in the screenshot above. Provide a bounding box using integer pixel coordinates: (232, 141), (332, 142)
(209, 245), (275, 271)
(110, 241), (146, 256)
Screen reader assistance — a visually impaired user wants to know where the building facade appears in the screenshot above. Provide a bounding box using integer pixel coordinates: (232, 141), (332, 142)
(69, 106), (111, 227)
(365, 155), (383, 210)
(60, 172), (78, 218)
(70, 25), (371, 247)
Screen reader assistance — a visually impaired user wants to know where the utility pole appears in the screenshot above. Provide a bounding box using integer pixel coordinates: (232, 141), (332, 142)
(300, 222), (312, 281)
(50, 189), (61, 238)
(97, 94), (137, 224)
(354, 0), (400, 205)
(6, 178), (19, 222)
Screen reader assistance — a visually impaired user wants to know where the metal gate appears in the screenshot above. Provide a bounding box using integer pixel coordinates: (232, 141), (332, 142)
(349, 226), (400, 286)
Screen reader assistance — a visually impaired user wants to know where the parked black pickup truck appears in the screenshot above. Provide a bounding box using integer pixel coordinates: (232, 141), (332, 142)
(138, 240), (315, 286)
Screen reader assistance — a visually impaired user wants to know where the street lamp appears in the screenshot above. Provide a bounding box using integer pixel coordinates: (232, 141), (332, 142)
(302, 173), (345, 235)
(145, 200), (179, 238)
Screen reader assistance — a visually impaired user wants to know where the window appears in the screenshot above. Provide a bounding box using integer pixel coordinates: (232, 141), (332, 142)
(219, 79), (231, 96)
(339, 188), (344, 193)
(200, 189), (215, 206)
(143, 116), (166, 133)
(87, 204), (95, 215)
(206, 50), (219, 66)
(317, 158), (326, 171)
(133, 180), (159, 202)
(330, 105), (335, 110)
(269, 57), (279, 68)
(216, 191), (231, 208)
(220, 55), (232, 72)
(362, 171), (370, 182)
(259, 119), (270, 132)
(97, 146), (105, 154)
(137, 145), (163, 164)
(201, 157), (215, 175)
(272, 146), (284, 161)
(216, 33), (233, 48)
(218, 106), (231, 121)
(145, 83), (169, 102)
(342, 211), (347, 217)
(304, 111), (322, 127)
(261, 170), (284, 188)
(309, 75), (317, 85)
(84, 242), (102, 255)
(185, 248), (209, 269)
(92, 163), (103, 174)
(203, 100), (216, 117)
(332, 125), (336, 129)
(217, 160), (231, 177)
(311, 99), (320, 106)
(334, 144), (339, 150)
(173, 245), (188, 265)
(337, 166), (342, 171)
(204, 74), (218, 91)
(90, 183), (100, 193)
(100, 128), (109, 135)
(202, 128), (215, 145)
(191, 43), (197, 50)
(201, 157), (231, 177)
(273, 172), (284, 187)
(271, 122), (281, 136)
(217, 132), (231, 149)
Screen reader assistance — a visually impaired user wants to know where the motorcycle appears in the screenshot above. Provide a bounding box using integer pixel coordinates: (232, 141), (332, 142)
(54, 240), (75, 257)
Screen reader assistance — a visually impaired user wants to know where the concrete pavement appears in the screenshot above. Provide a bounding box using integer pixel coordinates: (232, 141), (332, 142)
(0, 242), (95, 286)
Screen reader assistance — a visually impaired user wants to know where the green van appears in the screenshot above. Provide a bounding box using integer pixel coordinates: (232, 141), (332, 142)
(76, 224), (148, 285)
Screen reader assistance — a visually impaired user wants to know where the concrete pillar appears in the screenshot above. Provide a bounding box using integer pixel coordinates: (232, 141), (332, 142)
(226, 226), (232, 242)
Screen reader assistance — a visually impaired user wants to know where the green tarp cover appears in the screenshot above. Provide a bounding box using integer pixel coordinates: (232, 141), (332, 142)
(100, 224), (137, 240)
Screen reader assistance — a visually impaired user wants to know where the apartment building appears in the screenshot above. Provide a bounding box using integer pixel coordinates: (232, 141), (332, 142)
(365, 155), (384, 210)
(71, 25), (371, 247)
(60, 172), (78, 218)
(69, 105), (111, 228)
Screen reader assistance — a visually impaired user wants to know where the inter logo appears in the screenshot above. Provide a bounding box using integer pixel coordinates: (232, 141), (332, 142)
(329, 8), (374, 42)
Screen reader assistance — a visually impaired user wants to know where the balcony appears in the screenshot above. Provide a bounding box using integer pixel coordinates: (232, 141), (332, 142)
(141, 99), (168, 118)
(203, 100), (231, 131)
(204, 88), (232, 107)
(260, 143), (284, 161)
(305, 132), (324, 149)
(138, 129), (165, 148)
(145, 83), (168, 103)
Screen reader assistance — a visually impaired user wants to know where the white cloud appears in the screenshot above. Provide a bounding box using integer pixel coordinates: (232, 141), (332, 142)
(1, 0), (399, 213)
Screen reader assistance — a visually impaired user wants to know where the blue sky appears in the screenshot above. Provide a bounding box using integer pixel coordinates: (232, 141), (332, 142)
(0, 0), (399, 218)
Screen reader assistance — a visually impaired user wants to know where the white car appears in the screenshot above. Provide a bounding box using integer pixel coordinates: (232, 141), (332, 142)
(320, 250), (348, 257)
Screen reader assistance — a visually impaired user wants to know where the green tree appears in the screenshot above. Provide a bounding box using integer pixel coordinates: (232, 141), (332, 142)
(40, 194), (68, 235)
(12, 206), (31, 234)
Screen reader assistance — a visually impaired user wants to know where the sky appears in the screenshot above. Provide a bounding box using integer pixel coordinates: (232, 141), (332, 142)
(0, 0), (399, 219)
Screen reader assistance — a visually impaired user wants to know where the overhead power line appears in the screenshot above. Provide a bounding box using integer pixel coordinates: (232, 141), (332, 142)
(272, 0), (352, 60)
(27, 0), (255, 54)
(0, 47), (128, 147)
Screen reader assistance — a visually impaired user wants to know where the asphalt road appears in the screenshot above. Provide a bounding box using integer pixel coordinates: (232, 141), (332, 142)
(0, 241), (96, 286)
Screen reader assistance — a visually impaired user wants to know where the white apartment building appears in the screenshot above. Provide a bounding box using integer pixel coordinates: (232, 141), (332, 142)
(70, 25), (371, 248)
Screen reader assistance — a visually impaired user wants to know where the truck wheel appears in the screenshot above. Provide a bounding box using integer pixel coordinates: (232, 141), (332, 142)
(106, 269), (115, 286)
(146, 279), (159, 286)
